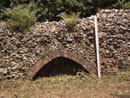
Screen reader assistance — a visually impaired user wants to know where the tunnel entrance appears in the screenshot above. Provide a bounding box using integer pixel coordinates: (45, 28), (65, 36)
(33, 57), (89, 80)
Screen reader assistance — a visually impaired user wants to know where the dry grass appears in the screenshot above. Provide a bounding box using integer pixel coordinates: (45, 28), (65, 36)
(0, 21), (6, 29)
(0, 71), (130, 98)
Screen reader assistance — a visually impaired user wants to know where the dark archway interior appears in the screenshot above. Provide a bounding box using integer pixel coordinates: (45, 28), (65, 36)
(33, 57), (89, 80)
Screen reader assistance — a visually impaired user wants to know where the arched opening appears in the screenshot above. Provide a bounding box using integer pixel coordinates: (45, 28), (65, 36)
(33, 56), (89, 80)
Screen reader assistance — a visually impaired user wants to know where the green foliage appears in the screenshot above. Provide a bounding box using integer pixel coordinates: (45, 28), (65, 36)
(0, 0), (34, 21)
(120, 59), (130, 71)
(5, 5), (36, 32)
(41, 47), (50, 57)
(34, 0), (94, 21)
(59, 12), (80, 25)
(25, 0), (130, 22)
(0, 11), (6, 21)
(116, 0), (130, 9)
(0, 0), (130, 22)
(82, 45), (89, 49)
(123, 1), (130, 9)
(0, 0), (10, 8)
(112, 0), (128, 9)
(41, 52), (46, 57)
(121, 60), (128, 66)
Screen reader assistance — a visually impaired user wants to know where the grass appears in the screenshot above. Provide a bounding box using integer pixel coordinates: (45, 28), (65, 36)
(0, 71), (130, 98)
(0, 21), (6, 29)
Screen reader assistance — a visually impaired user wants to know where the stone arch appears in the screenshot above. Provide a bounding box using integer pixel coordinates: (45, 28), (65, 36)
(26, 49), (96, 80)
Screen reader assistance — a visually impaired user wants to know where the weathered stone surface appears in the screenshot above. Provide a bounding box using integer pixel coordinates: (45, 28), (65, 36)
(0, 9), (130, 80)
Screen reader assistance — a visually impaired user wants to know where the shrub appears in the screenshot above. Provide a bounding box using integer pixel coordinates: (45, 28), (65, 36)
(59, 12), (80, 25)
(58, 12), (80, 31)
(5, 5), (36, 32)
(112, 0), (130, 9)
(34, 0), (130, 21)
(122, 1), (130, 9)
(33, 0), (93, 21)
(0, 0), (130, 22)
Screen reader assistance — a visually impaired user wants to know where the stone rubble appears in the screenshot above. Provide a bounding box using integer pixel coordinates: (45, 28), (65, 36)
(0, 9), (130, 81)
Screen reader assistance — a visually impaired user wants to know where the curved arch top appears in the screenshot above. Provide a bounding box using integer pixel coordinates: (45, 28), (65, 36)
(27, 49), (96, 79)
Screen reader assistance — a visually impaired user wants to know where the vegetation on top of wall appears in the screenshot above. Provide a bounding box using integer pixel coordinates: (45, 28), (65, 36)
(0, 0), (130, 32)
(4, 4), (36, 32)
(0, 0), (130, 22)
(57, 12), (80, 30)
(112, 0), (130, 9)
(58, 12), (80, 25)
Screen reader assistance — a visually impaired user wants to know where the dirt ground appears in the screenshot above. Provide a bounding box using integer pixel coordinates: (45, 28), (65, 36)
(0, 71), (130, 98)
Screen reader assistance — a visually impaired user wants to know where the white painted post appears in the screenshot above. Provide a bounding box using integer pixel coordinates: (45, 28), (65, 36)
(94, 16), (101, 78)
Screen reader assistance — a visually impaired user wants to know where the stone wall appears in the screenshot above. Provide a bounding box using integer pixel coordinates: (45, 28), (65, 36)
(0, 9), (130, 80)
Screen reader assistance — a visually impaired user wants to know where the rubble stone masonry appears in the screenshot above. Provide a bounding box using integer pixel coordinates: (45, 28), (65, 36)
(0, 9), (130, 80)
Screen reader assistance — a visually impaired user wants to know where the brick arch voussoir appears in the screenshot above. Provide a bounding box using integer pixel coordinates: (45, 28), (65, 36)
(27, 50), (95, 80)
